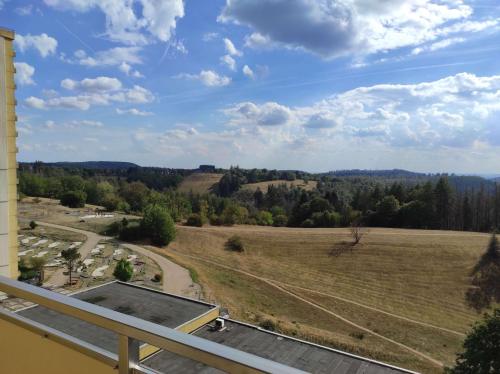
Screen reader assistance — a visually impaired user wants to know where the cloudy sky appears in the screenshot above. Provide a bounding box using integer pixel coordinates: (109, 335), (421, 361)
(2, 0), (500, 172)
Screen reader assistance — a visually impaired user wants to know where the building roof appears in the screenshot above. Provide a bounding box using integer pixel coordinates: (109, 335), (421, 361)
(17, 282), (216, 353)
(143, 319), (412, 374)
(16, 281), (414, 373)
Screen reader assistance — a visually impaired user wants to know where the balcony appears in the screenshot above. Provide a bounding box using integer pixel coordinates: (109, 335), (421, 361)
(0, 276), (415, 373)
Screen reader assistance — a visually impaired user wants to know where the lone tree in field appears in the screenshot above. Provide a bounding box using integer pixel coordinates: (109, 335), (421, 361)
(466, 232), (500, 310)
(446, 309), (500, 373)
(113, 259), (134, 282)
(61, 247), (80, 285)
(350, 220), (365, 245)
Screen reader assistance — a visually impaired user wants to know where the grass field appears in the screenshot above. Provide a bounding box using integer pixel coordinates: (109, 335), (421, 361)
(177, 173), (223, 194)
(241, 179), (317, 192)
(158, 225), (493, 373)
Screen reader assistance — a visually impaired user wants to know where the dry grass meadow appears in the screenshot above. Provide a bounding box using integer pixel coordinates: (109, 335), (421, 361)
(158, 225), (493, 373)
(240, 178), (318, 192)
(177, 173), (223, 194)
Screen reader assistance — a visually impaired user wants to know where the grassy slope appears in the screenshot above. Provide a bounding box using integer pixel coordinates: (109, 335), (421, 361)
(240, 179), (317, 192)
(161, 225), (491, 373)
(177, 173), (223, 194)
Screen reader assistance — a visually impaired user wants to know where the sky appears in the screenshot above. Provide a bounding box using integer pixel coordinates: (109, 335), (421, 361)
(2, 0), (500, 173)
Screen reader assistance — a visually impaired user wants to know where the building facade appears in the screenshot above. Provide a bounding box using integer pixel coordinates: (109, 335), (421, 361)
(0, 28), (18, 278)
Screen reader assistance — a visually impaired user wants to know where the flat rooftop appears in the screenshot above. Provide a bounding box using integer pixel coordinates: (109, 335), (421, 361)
(18, 282), (216, 353)
(143, 319), (410, 374)
(16, 282), (413, 373)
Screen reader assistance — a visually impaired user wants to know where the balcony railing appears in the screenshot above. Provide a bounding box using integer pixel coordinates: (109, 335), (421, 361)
(0, 275), (306, 374)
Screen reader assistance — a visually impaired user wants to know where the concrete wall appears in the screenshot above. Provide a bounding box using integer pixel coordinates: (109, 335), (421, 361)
(0, 28), (18, 278)
(0, 317), (115, 374)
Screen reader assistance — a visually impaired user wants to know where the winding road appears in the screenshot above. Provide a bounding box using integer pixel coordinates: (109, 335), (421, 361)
(34, 221), (200, 299)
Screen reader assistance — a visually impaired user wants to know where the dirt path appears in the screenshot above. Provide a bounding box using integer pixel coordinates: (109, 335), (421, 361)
(35, 221), (200, 298)
(166, 248), (444, 368)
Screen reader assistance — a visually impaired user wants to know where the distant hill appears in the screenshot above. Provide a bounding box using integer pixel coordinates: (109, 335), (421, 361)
(325, 169), (428, 179)
(23, 161), (140, 170)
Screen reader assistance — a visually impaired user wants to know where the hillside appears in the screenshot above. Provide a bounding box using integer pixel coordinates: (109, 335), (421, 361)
(26, 161), (140, 170)
(157, 225), (491, 373)
(177, 173), (224, 194)
(241, 179), (317, 192)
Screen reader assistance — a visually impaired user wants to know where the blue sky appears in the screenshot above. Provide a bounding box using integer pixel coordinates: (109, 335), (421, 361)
(2, 0), (500, 172)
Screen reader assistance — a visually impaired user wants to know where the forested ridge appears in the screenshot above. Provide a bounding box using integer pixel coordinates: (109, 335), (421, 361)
(18, 162), (500, 232)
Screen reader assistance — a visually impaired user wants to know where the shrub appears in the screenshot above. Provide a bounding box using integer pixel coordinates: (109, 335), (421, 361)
(256, 211), (273, 226)
(29, 220), (37, 230)
(186, 213), (204, 227)
(113, 259), (134, 282)
(60, 190), (86, 208)
(152, 273), (162, 282)
(349, 332), (365, 340)
(209, 214), (223, 226)
(259, 319), (277, 331)
(225, 235), (244, 252)
(301, 218), (314, 228)
(273, 214), (288, 227)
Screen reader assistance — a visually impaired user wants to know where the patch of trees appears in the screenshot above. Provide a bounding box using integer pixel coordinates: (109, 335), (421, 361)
(105, 204), (176, 247)
(446, 309), (500, 373)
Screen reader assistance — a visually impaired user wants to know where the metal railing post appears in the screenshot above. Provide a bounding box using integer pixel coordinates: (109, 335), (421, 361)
(118, 335), (139, 374)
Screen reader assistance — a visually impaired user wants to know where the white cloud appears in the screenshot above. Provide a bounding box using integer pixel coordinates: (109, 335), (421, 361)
(116, 108), (153, 116)
(71, 47), (143, 67)
(220, 0), (497, 59)
(175, 70), (231, 87)
(15, 33), (58, 57)
(223, 38), (242, 56)
(25, 80), (154, 111)
(220, 54), (236, 71)
(224, 102), (293, 127)
(242, 65), (254, 79)
(412, 37), (466, 55)
(61, 76), (123, 92)
(118, 62), (144, 78)
(44, 0), (184, 45)
(15, 5), (33, 15)
(202, 32), (219, 41)
(14, 62), (35, 86)
(222, 72), (500, 149)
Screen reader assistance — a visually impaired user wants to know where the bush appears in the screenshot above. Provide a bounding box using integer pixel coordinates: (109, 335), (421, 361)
(256, 211), (273, 226)
(152, 273), (162, 282)
(29, 220), (37, 230)
(60, 190), (86, 208)
(119, 224), (144, 242)
(273, 214), (288, 227)
(209, 214), (223, 226)
(301, 218), (314, 228)
(225, 235), (244, 252)
(259, 319), (277, 331)
(113, 259), (134, 282)
(186, 213), (204, 227)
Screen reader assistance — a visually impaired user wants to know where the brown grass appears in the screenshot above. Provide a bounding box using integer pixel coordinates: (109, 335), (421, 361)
(241, 179), (317, 192)
(159, 225), (492, 372)
(177, 173), (223, 194)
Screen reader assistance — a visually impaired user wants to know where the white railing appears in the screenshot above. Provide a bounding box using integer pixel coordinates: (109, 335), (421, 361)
(0, 276), (307, 374)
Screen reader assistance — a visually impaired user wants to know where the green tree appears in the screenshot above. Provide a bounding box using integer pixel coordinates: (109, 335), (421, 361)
(142, 204), (176, 246)
(435, 177), (453, 229)
(113, 259), (134, 282)
(60, 190), (86, 208)
(256, 211), (273, 226)
(447, 309), (500, 373)
(30, 256), (46, 286)
(61, 247), (81, 285)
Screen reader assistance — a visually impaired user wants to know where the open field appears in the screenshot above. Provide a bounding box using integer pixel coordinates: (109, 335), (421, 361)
(241, 179), (317, 192)
(177, 173), (223, 194)
(156, 225), (493, 373)
(18, 197), (140, 234)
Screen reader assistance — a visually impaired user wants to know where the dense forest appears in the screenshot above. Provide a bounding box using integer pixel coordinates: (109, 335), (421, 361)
(18, 162), (500, 233)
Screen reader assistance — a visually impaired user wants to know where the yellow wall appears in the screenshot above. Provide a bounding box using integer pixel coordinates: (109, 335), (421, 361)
(0, 28), (18, 279)
(0, 318), (115, 374)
